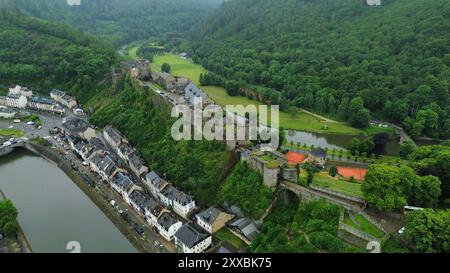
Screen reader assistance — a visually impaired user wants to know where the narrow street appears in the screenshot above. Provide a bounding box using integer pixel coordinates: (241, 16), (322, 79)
(48, 133), (176, 253)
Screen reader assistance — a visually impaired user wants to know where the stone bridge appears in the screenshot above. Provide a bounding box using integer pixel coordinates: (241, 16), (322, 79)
(279, 181), (366, 212)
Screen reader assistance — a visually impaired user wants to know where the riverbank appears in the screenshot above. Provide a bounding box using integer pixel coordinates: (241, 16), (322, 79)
(3, 143), (154, 253)
(0, 190), (33, 253)
(29, 143), (156, 253)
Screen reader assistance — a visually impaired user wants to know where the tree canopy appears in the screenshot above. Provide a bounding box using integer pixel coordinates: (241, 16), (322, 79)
(2, 0), (221, 47)
(362, 164), (441, 211)
(189, 0), (450, 137)
(220, 162), (273, 219)
(403, 209), (450, 253)
(0, 200), (19, 238)
(0, 10), (117, 102)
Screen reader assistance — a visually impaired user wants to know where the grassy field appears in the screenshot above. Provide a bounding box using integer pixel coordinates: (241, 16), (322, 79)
(151, 54), (207, 85)
(215, 228), (246, 250)
(312, 172), (364, 198)
(344, 213), (385, 239)
(204, 85), (365, 135)
(0, 128), (24, 138)
(151, 54), (388, 136)
(128, 46), (139, 60)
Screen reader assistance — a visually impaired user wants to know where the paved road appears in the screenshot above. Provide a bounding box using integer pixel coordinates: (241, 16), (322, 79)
(48, 133), (173, 253)
(0, 109), (84, 139)
(1, 110), (175, 253)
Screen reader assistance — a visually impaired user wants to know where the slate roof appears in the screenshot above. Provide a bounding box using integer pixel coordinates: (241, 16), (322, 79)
(184, 82), (207, 100)
(7, 94), (21, 99)
(50, 89), (65, 97)
(196, 207), (221, 225)
(128, 152), (146, 171)
(145, 198), (164, 217)
(89, 137), (106, 152)
(310, 147), (327, 158)
(146, 171), (161, 184)
(174, 223), (209, 249)
(174, 191), (194, 206)
(29, 96), (57, 105)
(161, 72), (173, 81)
(161, 185), (179, 201)
(112, 172), (134, 193)
(0, 107), (17, 114)
(91, 154), (116, 176)
(129, 190), (152, 212)
(118, 143), (134, 157)
(157, 212), (180, 231)
(228, 218), (259, 241)
(68, 134), (83, 145)
(63, 118), (90, 134)
(104, 126), (123, 143)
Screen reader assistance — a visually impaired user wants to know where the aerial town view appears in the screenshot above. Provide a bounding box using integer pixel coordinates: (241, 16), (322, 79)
(0, 0), (449, 268)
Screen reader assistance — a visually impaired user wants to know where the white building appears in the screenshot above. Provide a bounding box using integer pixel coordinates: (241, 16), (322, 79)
(0, 106), (17, 119)
(28, 96), (65, 115)
(62, 118), (96, 141)
(0, 94), (28, 109)
(196, 207), (234, 234)
(111, 172), (141, 199)
(173, 191), (196, 219)
(50, 89), (77, 109)
(174, 223), (212, 253)
(366, 0), (381, 6)
(144, 199), (166, 226)
(9, 85), (33, 97)
(155, 212), (183, 241)
(103, 126), (129, 150)
(144, 171), (169, 197)
(88, 154), (118, 182)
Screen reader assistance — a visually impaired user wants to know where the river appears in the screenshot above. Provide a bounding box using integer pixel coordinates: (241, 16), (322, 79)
(0, 149), (137, 253)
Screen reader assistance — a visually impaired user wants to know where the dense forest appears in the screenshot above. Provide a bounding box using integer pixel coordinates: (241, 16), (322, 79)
(0, 0), (222, 47)
(90, 77), (233, 206)
(251, 200), (361, 253)
(189, 0), (450, 139)
(0, 10), (116, 102)
(220, 162), (273, 219)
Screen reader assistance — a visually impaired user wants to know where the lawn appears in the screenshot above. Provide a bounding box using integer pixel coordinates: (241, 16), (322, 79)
(0, 128), (24, 137)
(151, 54), (384, 136)
(128, 46), (139, 60)
(343, 213), (385, 239)
(204, 85), (365, 135)
(312, 172), (364, 198)
(151, 54), (208, 85)
(215, 228), (246, 250)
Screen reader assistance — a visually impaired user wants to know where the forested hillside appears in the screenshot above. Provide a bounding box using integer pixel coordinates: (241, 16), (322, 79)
(90, 77), (233, 207)
(0, 10), (116, 102)
(189, 0), (450, 139)
(1, 0), (222, 47)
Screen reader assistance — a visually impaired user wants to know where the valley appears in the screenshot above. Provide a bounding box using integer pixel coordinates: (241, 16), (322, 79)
(0, 0), (449, 256)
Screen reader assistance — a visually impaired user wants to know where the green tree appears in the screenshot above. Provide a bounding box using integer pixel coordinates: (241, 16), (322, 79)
(329, 165), (338, 177)
(303, 162), (319, 186)
(362, 164), (408, 211)
(161, 63), (171, 73)
(3, 220), (19, 238)
(403, 209), (450, 253)
(399, 141), (417, 159)
(0, 200), (18, 226)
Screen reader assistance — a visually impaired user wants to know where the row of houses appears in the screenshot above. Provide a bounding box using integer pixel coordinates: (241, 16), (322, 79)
(110, 167), (214, 253)
(59, 120), (195, 250)
(0, 85), (66, 115)
(62, 120), (241, 253)
(103, 126), (197, 217)
(50, 89), (78, 109)
(102, 125), (249, 252)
